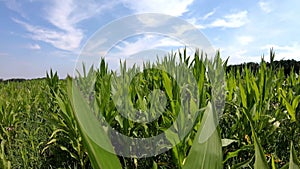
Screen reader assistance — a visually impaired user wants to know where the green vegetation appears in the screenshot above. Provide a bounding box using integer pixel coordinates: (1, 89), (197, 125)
(0, 49), (300, 168)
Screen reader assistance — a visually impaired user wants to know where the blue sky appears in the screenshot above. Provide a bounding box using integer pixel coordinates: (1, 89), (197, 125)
(1, 0), (300, 79)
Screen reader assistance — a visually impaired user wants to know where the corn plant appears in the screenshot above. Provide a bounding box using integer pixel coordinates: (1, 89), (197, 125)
(1, 48), (300, 168)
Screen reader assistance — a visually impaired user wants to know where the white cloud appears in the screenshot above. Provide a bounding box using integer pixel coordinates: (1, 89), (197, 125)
(103, 35), (185, 69)
(121, 0), (194, 16)
(171, 24), (196, 36)
(202, 8), (217, 20)
(207, 11), (248, 28)
(222, 48), (261, 65)
(261, 43), (300, 60)
(28, 43), (41, 50)
(258, 1), (272, 13)
(220, 42), (300, 65)
(46, 0), (115, 32)
(136, 14), (171, 27)
(111, 35), (183, 58)
(186, 9), (218, 29)
(103, 34), (197, 71)
(237, 36), (254, 45)
(46, 0), (77, 32)
(13, 18), (82, 51)
(12, 0), (116, 51)
(186, 18), (206, 29)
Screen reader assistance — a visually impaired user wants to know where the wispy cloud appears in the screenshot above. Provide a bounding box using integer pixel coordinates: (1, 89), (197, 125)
(207, 11), (248, 28)
(28, 43), (41, 50)
(121, 0), (194, 16)
(202, 8), (217, 20)
(4, 0), (27, 18)
(12, 0), (116, 51)
(258, 1), (272, 13)
(46, 0), (115, 31)
(13, 18), (82, 51)
(186, 8), (219, 29)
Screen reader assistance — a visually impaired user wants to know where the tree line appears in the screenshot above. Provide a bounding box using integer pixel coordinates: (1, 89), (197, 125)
(1, 59), (300, 82)
(226, 59), (300, 75)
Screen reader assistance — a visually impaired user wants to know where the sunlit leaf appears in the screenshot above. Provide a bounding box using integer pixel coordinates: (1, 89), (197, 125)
(183, 102), (222, 169)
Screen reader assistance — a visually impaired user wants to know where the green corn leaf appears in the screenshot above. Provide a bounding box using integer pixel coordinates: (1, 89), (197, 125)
(67, 78), (122, 169)
(252, 127), (269, 169)
(223, 149), (242, 163)
(288, 142), (300, 169)
(248, 106), (268, 169)
(281, 95), (296, 122)
(272, 155), (277, 169)
(239, 82), (247, 109)
(231, 156), (253, 169)
(242, 104), (268, 169)
(183, 102), (222, 169)
(223, 145), (252, 163)
(292, 95), (300, 110)
(0, 140), (11, 169)
(251, 79), (260, 102)
(152, 161), (158, 169)
(221, 138), (238, 147)
(162, 72), (173, 101)
(60, 145), (79, 160)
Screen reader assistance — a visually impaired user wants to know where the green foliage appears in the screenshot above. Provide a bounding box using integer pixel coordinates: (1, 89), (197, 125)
(183, 102), (223, 169)
(0, 49), (300, 168)
(288, 142), (300, 169)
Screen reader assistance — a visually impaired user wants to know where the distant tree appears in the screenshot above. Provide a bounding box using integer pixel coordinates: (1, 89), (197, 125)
(227, 59), (300, 76)
(5, 78), (26, 83)
(226, 62), (259, 74)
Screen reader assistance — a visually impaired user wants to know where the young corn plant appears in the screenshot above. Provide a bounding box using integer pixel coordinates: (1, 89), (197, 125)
(44, 73), (90, 168)
(69, 50), (227, 169)
(2, 48), (299, 168)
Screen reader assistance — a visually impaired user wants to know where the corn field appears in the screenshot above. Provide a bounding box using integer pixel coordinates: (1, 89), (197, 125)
(0, 49), (300, 169)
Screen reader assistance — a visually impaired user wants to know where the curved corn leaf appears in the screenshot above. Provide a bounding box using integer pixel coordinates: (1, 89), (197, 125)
(67, 78), (122, 169)
(252, 126), (269, 169)
(288, 142), (300, 169)
(246, 105), (269, 169)
(183, 102), (222, 169)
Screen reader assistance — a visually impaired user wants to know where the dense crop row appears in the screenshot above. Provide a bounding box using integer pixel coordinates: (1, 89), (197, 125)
(0, 49), (300, 168)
